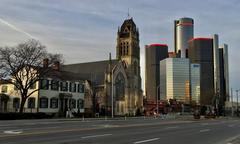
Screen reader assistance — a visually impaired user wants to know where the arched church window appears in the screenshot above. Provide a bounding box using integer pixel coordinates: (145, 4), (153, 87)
(119, 47), (122, 55)
(115, 73), (125, 101)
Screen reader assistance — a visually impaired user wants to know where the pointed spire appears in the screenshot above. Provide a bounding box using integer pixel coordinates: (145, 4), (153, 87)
(127, 8), (130, 19)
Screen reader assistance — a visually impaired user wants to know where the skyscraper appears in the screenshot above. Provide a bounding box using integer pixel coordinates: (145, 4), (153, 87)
(160, 58), (190, 103)
(213, 34), (220, 96)
(219, 44), (229, 108)
(188, 38), (214, 105)
(145, 44), (168, 102)
(174, 17), (194, 58)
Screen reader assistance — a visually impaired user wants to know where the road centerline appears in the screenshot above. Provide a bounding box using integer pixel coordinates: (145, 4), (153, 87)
(199, 129), (210, 133)
(134, 138), (160, 144)
(81, 133), (112, 139)
(164, 126), (179, 129)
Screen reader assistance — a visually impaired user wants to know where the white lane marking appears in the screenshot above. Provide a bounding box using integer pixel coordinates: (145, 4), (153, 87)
(228, 124), (235, 127)
(3, 130), (23, 134)
(22, 126), (60, 131)
(134, 138), (160, 144)
(0, 124), (13, 127)
(199, 129), (210, 133)
(165, 126), (179, 129)
(39, 122), (64, 124)
(201, 123), (209, 126)
(81, 133), (112, 139)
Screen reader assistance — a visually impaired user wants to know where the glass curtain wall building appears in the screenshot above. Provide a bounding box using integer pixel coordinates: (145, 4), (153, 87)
(160, 58), (190, 103)
(190, 64), (200, 105)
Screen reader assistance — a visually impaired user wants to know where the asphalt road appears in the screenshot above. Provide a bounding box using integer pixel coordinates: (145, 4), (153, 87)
(0, 117), (240, 144)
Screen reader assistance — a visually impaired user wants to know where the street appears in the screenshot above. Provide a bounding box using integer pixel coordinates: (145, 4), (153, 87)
(0, 117), (240, 144)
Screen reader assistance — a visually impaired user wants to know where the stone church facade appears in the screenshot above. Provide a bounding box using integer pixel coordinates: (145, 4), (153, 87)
(62, 18), (143, 116)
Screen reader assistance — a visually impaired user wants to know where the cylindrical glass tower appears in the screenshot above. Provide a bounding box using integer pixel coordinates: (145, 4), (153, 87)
(174, 17), (194, 58)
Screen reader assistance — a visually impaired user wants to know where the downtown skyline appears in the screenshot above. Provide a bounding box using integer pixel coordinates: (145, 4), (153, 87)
(0, 0), (239, 96)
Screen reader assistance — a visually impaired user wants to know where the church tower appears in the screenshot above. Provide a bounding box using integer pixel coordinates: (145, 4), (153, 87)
(116, 18), (140, 80)
(116, 18), (142, 114)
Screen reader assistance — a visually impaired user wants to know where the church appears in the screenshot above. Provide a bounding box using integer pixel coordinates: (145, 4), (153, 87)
(62, 18), (143, 116)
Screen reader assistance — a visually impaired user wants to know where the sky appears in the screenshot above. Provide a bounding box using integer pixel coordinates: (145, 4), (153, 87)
(0, 0), (240, 98)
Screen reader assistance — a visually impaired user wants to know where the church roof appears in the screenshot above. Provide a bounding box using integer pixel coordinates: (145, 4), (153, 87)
(122, 18), (136, 27)
(62, 60), (118, 85)
(45, 69), (86, 82)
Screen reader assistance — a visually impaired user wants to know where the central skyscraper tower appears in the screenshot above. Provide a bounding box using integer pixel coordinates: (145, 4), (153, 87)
(174, 17), (194, 58)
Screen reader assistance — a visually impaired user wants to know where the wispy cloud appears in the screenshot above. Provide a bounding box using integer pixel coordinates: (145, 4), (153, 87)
(0, 17), (37, 39)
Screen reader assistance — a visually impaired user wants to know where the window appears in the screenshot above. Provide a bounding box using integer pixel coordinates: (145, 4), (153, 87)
(119, 47), (122, 55)
(40, 79), (49, 90)
(1, 86), (8, 93)
(78, 84), (84, 93)
(13, 98), (20, 108)
(40, 97), (48, 108)
(60, 82), (68, 91)
(50, 98), (58, 108)
(51, 80), (59, 91)
(28, 97), (35, 108)
(70, 99), (76, 109)
(69, 82), (76, 92)
(115, 73), (125, 101)
(77, 99), (84, 109)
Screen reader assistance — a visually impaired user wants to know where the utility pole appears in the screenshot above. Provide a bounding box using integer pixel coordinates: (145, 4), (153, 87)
(237, 90), (239, 116)
(231, 88), (234, 117)
(111, 70), (114, 118)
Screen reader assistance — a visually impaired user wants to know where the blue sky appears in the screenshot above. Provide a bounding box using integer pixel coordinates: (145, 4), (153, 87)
(0, 0), (239, 96)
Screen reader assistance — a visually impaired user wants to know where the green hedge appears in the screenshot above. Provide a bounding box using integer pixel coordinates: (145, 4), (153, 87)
(0, 112), (54, 120)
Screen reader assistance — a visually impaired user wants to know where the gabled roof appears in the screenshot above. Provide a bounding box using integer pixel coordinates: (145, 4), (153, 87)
(62, 59), (118, 85)
(44, 70), (86, 82)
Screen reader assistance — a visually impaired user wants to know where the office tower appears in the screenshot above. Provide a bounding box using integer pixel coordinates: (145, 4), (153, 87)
(174, 17), (194, 58)
(188, 38), (214, 105)
(145, 44), (168, 102)
(213, 34), (220, 96)
(219, 44), (229, 107)
(191, 64), (201, 105)
(160, 58), (190, 103)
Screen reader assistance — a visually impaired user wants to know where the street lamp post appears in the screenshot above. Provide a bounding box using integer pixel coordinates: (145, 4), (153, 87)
(236, 90), (239, 116)
(111, 71), (114, 118)
(231, 88), (234, 117)
(111, 65), (117, 118)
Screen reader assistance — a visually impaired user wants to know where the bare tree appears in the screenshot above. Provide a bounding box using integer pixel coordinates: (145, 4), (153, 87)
(0, 39), (63, 113)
